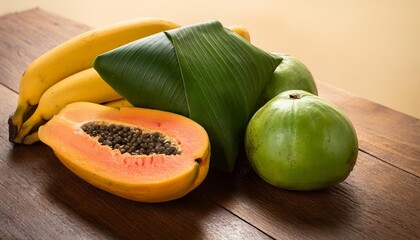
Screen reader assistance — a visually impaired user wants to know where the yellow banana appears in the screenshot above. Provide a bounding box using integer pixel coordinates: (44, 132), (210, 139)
(15, 68), (122, 143)
(10, 17), (180, 137)
(103, 99), (134, 108)
(22, 132), (40, 145)
(227, 25), (251, 42)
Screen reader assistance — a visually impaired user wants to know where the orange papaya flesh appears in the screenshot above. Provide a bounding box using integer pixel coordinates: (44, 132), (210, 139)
(38, 102), (210, 203)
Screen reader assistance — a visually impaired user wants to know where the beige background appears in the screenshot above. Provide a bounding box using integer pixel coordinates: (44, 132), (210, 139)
(1, 0), (419, 118)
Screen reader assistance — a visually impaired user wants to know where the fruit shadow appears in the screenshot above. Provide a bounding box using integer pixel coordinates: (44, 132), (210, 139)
(49, 159), (228, 239)
(199, 149), (361, 238)
(6, 144), (216, 239)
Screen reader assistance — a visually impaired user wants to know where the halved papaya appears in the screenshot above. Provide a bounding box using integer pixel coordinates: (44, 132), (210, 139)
(38, 102), (210, 203)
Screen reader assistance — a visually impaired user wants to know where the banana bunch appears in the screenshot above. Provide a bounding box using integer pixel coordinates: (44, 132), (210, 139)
(9, 18), (181, 144)
(9, 17), (250, 144)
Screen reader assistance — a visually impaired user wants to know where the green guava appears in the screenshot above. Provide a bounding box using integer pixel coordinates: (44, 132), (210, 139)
(257, 53), (318, 108)
(245, 90), (358, 190)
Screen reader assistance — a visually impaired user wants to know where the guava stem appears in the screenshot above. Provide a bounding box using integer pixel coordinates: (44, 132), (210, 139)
(289, 93), (301, 99)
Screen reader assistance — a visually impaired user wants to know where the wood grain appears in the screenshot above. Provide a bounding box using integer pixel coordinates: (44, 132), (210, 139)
(1, 8), (419, 240)
(197, 150), (420, 239)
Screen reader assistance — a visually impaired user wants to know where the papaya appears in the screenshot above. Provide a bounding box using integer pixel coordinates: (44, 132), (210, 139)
(38, 102), (210, 203)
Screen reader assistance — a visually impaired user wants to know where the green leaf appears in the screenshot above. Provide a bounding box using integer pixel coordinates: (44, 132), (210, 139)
(94, 20), (281, 172)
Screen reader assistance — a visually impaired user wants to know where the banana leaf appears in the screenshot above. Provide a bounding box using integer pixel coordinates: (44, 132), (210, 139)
(93, 20), (281, 172)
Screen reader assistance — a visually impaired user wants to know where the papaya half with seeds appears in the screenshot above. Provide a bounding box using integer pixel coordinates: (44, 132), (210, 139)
(38, 102), (210, 203)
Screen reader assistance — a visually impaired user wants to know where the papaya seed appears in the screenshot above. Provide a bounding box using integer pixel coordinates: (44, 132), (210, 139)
(81, 121), (180, 156)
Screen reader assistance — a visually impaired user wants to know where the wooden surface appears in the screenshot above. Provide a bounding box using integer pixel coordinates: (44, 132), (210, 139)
(1, 8), (419, 240)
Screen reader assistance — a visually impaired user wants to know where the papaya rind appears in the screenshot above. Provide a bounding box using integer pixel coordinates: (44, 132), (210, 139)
(54, 149), (209, 203)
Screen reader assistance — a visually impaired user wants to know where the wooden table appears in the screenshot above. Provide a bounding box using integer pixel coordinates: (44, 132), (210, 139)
(1, 9), (419, 240)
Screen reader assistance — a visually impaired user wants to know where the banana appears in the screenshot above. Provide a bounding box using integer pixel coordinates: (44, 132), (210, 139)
(227, 25), (251, 42)
(22, 132), (40, 145)
(9, 17), (181, 138)
(14, 68), (122, 143)
(103, 99), (134, 108)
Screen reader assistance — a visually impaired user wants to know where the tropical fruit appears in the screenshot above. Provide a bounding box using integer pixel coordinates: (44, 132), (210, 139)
(14, 68), (122, 144)
(258, 53), (318, 108)
(245, 90), (358, 190)
(38, 102), (210, 202)
(9, 18), (181, 140)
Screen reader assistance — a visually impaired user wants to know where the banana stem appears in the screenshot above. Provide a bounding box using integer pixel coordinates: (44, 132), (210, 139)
(9, 102), (30, 142)
(13, 113), (43, 143)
